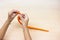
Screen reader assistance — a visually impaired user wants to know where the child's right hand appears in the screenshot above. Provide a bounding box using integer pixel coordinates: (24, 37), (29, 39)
(18, 13), (29, 27)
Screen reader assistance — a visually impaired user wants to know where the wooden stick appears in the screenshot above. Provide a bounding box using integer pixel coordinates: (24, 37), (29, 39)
(16, 12), (49, 32)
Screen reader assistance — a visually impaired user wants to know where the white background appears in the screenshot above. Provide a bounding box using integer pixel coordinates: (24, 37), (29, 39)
(0, 0), (60, 40)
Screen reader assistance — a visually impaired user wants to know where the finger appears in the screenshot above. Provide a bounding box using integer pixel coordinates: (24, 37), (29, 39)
(18, 14), (24, 21)
(8, 10), (20, 16)
(12, 10), (20, 14)
(11, 13), (17, 18)
(24, 13), (29, 20)
(12, 11), (20, 16)
(18, 15), (25, 25)
(21, 14), (25, 19)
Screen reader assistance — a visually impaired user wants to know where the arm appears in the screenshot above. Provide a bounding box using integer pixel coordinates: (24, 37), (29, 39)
(0, 19), (11, 40)
(23, 26), (32, 40)
(18, 14), (32, 40)
(0, 10), (19, 40)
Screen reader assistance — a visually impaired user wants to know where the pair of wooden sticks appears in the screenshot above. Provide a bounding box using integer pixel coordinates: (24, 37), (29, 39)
(15, 11), (49, 32)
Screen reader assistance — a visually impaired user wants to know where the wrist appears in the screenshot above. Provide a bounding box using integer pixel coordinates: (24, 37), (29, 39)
(23, 24), (28, 28)
(22, 26), (28, 30)
(22, 25), (27, 29)
(7, 19), (12, 23)
(23, 22), (28, 26)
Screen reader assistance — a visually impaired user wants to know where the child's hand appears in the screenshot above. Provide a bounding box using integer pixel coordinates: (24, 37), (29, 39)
(8, 10), (19, 22)
(18, 13), (29, 27)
